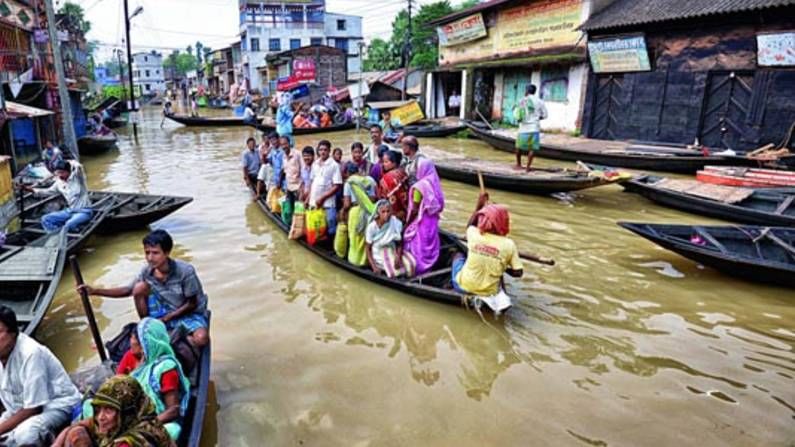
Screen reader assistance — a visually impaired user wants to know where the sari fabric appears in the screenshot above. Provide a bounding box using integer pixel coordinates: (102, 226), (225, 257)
(404, 158), (445, 274)
(131, 318), (191, 440)
(90, 375), (173, 447)
(346, 176), (377, 266)
(365, 201), (416, 278)
(377, 168), (409, 219)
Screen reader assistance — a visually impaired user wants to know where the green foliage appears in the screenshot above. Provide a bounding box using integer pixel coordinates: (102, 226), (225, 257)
(101, 84), (139, 100)
(362, 38), (399, 71)
(163, 49), (197, 76)
(58, 2), (91, 34)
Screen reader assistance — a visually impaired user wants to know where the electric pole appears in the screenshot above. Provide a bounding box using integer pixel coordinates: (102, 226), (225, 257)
(44, 0), (79, 160)
(401, 0), (413, 101)
(124, 0), (138, 139)
(357, 40), (365, 133)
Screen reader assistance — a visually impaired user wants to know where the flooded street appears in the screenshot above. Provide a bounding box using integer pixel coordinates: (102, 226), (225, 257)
(36, 108), (794, 446)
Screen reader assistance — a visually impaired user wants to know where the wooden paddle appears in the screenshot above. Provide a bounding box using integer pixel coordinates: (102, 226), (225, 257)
(70, 256), (108, 362)
(476, 110), (495, 130)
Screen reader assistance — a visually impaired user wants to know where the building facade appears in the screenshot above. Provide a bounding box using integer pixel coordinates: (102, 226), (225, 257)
(429, 0), (613, 132)
(580, 0), (795, 151)
(132, 51), (165, 96)
(238, 0), (362, 93)
(264, 45), (347, 102)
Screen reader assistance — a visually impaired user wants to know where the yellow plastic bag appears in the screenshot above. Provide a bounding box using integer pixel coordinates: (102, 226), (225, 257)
(334, 222), (348, 258)
(267, 187), (283, 213)
(288, 202), (306, 240)
(306, 208), (327, 246)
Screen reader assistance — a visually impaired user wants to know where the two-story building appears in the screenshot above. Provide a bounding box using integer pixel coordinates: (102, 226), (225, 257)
(238, 0), (362, 94)
(132, 51), (165, 97)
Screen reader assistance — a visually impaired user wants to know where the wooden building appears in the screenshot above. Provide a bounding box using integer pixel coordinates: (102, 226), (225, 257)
(580, 0), (795, 151)
(263, 45), (347, 102)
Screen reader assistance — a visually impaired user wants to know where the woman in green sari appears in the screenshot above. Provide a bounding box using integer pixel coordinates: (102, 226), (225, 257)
(340, 162), (377, 266)
(53, 375), (173, 447)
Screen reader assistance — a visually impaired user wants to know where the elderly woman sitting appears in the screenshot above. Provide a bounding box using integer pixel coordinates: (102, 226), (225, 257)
(53, 375), (173, 447)
(365, 200), (416, 278)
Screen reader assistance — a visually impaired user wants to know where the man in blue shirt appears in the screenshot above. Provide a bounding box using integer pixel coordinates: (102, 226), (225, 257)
(241, 137), (261, 191)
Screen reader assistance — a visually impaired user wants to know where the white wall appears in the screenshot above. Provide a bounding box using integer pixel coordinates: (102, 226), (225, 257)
(536, 63), (587, 132)
(132, 53), (165, 94)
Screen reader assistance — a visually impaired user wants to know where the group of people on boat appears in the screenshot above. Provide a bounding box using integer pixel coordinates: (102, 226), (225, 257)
(0, 228), (208, 446)
(241, 124), (525, 301)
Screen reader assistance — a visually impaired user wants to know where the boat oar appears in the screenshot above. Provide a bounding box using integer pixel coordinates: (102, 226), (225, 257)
(476, 109), (495, 131)
(70, 256), (108, 363)
(453, 234), (555, 266)
(477, 170), (486, 194)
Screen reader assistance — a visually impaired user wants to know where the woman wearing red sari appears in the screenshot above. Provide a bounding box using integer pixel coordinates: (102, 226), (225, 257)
(377, 150), (409, 222)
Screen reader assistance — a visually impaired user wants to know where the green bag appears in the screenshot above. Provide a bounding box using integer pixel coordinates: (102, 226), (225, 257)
(281, 195), (294, 226)
(334, 222), (349, 258)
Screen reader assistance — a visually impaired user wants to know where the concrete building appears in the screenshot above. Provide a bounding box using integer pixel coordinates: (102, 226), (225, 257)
(132, 51), (165, 96)
(238, 0), (362, 94)
(264, 45), (347, 103)
(428, 0), (615, 132)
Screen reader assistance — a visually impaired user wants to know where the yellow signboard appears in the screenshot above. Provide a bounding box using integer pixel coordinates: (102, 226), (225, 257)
(391, 101), (425, 125)
(439, 0), (584, 66)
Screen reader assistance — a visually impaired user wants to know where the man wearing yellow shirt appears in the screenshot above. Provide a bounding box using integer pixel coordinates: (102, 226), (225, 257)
(452, 192), (523, 296)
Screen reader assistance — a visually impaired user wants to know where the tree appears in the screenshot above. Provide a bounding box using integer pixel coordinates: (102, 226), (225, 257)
(195, 41), (204, 65)
(363, 38), (400, 71)
(58, 2), (91, 34)
(164, 49), (198, 76)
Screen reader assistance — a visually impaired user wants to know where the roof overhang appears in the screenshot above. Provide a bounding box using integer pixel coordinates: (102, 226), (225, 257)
(5, 101), (54, 118)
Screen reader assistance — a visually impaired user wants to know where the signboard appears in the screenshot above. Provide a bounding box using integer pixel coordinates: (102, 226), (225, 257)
(290, 84), (310, 98)
(390, 101), (424, 125)
(277, 76), (300, 91)
(439, 0), (583, 66)
(292, 58), (316, 82)
(437, 13), (487, 47)
(588, 35), (651, 73)
(757, 32), (795, 67)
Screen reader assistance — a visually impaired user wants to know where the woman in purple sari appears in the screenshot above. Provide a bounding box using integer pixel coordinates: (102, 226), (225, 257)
(403, 158), (445, 274)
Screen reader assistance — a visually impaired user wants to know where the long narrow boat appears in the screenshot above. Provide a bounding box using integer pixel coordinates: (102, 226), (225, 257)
(254, 192), (510, 310)
(88, 191), (193, 232)
(422, 147), (628, 194)
(401, 123), (466, 138)
(621, 175), (795, 226)
(0, 231), (67, 334)
(465, 122), (741, 174)
(77, 133), (118, 156)
(5, 193), (116, 253)
(696, 166), (795, 188)
(255, 121), (357, 135)
(166, 114), (258, 127)
(619, 222), (795, 287)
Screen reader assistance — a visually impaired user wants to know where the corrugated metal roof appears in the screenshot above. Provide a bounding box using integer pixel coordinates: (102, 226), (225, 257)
(6, 101), (53, 118)
(429, 0), (516, 25)
(582, 0), (795, 31)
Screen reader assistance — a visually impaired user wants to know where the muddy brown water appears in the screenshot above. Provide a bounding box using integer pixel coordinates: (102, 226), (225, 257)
(34, 107), (794, 446)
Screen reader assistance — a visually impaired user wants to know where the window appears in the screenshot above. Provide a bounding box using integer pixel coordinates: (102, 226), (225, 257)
(337, 19), (346, 30)
(144, 56), (148, 62)
(145, 69), (150, 77)
(334, 38), (348, 52)
(540, 67), (569, 102)
(290, 39), (301, 50)
(156, 70), (159, 75)
(145, 84), (150, 91)
(311, 37), (322, 46)
(269, 38), (280, 51)
(250, 38), (260, 52)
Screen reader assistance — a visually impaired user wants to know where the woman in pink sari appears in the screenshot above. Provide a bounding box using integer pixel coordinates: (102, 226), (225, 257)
(403, 158), (445, 274)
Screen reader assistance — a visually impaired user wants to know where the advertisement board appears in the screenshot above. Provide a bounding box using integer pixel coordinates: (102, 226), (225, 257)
(437, 13), (487, 47)
(390, 101), (424, 125)
(292, 58), (316, 82)
(587, 35), (651, 73)
(757, 32), (795, 67)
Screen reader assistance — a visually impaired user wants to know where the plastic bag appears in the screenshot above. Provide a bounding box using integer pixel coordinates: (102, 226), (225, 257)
(281, 194), (294, 225)
(334, 222), (348, 258)
(306, 208), (327, 246)
(267, 187), (283, 213)
(289, 202), (306, 240)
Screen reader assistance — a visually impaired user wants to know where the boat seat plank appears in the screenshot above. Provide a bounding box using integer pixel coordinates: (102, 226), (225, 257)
(0, 246), (60, 277)
(137, 196), (167, 212)
(693, 227), (727, 254)
(773, 195), (795, 215)
(412, 267), (453, 283)
(0, 246), (24, 263)
(764, 231), (795, 260)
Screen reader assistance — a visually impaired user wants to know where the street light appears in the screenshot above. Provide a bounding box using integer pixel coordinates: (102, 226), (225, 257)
(129, 6), (144, 20)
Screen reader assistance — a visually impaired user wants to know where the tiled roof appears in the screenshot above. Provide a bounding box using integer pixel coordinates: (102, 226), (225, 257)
(581, 0), (795, 31)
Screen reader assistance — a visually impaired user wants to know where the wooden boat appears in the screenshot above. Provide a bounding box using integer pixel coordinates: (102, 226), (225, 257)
(401, 123), (466, 138)
(422, 147), (628, 194)
(166, 114), (259, 127)
(5, 193), (116, 253)
(255, 121), (357, 135)
(696, 166), (795, 188)
(465, 121), (741, 173)
(0, 231), (67, 334)
(104, 116), (127, 129)
(77, 133), (118, 156)
(89, 192), (193, 232)
(619, 222), (795, 287)
(621, 175), (795, 226)
(253, 192), (511, 310)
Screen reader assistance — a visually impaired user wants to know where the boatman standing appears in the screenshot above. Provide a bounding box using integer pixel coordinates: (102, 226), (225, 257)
(241, 137), (261, 193)
(24, 159), (93, 233)
(0, 306), (82, 446)
(513, 84), (547, 171)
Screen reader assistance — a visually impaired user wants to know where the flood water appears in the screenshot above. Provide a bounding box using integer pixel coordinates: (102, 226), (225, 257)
(36, 107), (794, 446)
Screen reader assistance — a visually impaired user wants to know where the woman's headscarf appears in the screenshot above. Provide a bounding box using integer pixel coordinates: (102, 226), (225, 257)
(475, 204), (511, 236)
(131, 318), (191, 421)
(91, 375), (172, 447)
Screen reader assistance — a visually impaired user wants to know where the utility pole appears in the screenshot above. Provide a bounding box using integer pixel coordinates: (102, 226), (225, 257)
(44, 0), (79, 160)
(124, 0), (138, 139)
(356, 40), (365, 133)
(401, 0), (413, 101)
(115, 49), (129, 110)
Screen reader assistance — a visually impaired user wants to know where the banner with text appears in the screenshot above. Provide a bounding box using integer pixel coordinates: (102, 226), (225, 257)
(292, 58), (316, 82)
(587, 35), (651, 73)
(390, 101), (425, 125)
(757, 32), (795, 67)
(437, 13), (487, 47)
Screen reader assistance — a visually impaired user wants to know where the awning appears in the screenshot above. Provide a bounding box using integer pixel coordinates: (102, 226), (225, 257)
(367, 100), (415, 109)
(5, 101), (54, 118)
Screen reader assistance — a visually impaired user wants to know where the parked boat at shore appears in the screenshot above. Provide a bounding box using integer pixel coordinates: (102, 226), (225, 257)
(697, 166), (795, 188)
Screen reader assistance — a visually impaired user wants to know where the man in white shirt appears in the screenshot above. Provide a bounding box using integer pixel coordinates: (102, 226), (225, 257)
(0, 306), (81, 446)
(24, 160), (93, 233)
(512, 84), (548, 171)
(365, 124), (391, 165)
(309, 139), (343, 236)
(242, 104), (258, 126)
(448, 90), (461, 116)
